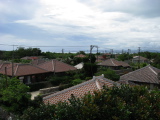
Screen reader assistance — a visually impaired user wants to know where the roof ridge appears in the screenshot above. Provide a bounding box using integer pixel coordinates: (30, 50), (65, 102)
(149, 66), (158, 75)
(14, 64), (19, 75)
(110, 59), (117, 66)
(120, 65), (150, 78)
(43, 78), (96, 100)
(30, 64), (50, 72)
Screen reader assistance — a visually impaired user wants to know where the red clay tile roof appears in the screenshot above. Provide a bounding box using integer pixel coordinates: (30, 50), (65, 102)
(75, 54), (86, 58)
(31, 59), (46, 65)
(43, 75), (119, 104)
(0, 63), (49, 76)
(120, 65), (160, 84)
(38, 59), (77, 73)
(0, 62), (11, 71)
(98, 58), (130, 67)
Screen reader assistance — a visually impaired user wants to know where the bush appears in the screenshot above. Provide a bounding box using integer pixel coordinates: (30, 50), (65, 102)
(20, 85), (160, 120)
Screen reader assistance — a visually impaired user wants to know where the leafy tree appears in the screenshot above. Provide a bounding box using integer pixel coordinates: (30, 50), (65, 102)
(117, 53), (132, 61)
(83, 63), (97, 77)
(76, 51), (86, 55)
(95, 68), (120, 81)
(0, 77), (31, 115)
(19, 85), (160, 120)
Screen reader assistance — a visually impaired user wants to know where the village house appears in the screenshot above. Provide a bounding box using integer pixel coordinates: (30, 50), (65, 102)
(0, 63), (49, 84)
(37, 59), (77, 74)
(132, 56), (150, 64)
(43, 75), (120, 104)
(119, 65), (160, 89)
(21, 56), (44, 61)
(98, 58), (130, 70)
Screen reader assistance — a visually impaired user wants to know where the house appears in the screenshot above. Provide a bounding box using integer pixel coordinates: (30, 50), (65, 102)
(119, 65), (160, 89)
(43, 75), (119, 104)
(75, 54), (86, 58)
(96, 53), (111, 62)
(21, 56), (44, 61)
(0, 63), (49, 84)
(132, 56), (150, 64)
(37, 59), (77, 74)
(0, 62), (11, 71)
(31, 59), (46, 65)
(98, 58), (130, 70)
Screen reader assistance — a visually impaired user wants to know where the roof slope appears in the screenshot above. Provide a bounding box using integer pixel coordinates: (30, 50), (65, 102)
(0, 62), (11, 71)
(38, 59), (77, 73)
(98, 58), (130, 67)
(0, 64), (49, 76)
(43, 75), (119, 104)
(132, 56), (148, 60)
(31, 59), (46, 65)
(120, 65), (160, 84)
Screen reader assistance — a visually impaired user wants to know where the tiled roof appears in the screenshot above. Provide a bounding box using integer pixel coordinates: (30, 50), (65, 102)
(75, 54), (86, 58)
(0, 63), (49, 76)
(43, 75), (119, 104)
(0, 62), (11, 71)
(98, 58), (130, 67)
(120, 65), (160, 84)
(31, 59), (46, 65)
(38, 59), (77, 73)
(132, 56), (148, 60)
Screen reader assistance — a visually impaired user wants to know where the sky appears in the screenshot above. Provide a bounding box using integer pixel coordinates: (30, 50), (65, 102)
(0, 0), (160, 53)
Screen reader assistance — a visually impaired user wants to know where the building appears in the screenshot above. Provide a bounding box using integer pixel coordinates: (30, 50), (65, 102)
(0, 63), (49, 84)
(132, 56), (150, 64)
(43, 75), (119, 104)
(98, 58), (130, 70)
(119, 65), (160, 89)
(37, 59), (77, 74)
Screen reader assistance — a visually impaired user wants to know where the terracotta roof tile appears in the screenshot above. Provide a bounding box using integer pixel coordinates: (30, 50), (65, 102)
(43, 75), (119, 104)
(132, 56), (149, 60)
(98, 58), (130, 67)
(38, 59), (77, 73)
(0, 64), (49, 76)
(120, 65), (160, 84)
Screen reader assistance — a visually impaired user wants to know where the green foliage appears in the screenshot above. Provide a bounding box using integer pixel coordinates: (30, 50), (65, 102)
(95, 68), (120, 81)
(27, 81), (48, 92)
(19, 104), (56, 120)
(76, 51), (86, 55)
(117, 53), (132, 61)
(20, 85), (160, 120)
(0, 77), (31, 115)
(83, 63), (98, 77)
(71, 79), (85, 85)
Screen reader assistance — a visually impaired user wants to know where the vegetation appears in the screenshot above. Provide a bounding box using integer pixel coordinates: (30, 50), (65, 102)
(0, 76), (31, 115)
(19, 85), (160, 120)
(95, 67), (120, 81)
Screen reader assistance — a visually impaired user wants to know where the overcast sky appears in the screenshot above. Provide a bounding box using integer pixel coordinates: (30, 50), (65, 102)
(0, 0), (160, 53)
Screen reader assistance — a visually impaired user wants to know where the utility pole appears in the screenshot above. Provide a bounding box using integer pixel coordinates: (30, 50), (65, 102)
(90, 45), (98, 76)
(5, 67), (8, 87)
(122, 49), (124, 54)
(62, 49), (64, 61)
(110, 49), (113, 58)
(128, 49), (130, 63)
(138, 47), (141, 69)
(12, 45), (14, 78)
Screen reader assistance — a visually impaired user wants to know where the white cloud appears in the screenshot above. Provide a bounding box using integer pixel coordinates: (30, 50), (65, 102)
(0, 0), (160, 52)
